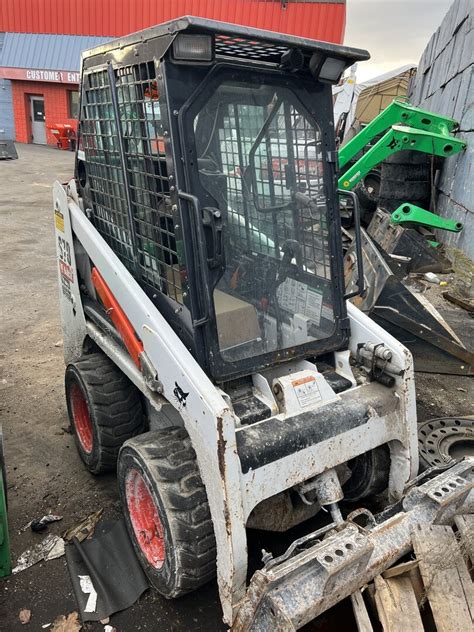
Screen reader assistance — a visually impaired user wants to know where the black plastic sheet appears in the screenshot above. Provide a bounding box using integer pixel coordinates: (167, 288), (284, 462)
(66, 518), (148, 622)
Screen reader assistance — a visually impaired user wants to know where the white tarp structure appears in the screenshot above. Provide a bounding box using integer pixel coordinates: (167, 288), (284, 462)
(334, 64), (417, 140)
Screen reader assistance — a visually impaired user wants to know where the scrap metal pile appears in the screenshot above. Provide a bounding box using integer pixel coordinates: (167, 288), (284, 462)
(341, 99), (473, 377)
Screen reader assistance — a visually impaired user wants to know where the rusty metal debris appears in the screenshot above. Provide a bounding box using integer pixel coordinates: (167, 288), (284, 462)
(62, 509), (103, 543)
(418, 417), (474, 469)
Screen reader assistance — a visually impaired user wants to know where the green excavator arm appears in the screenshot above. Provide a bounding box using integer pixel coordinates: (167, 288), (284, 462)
(391, 203), (464, 232)
(338, 124), (466, 191)
(338, 99), (459, 170)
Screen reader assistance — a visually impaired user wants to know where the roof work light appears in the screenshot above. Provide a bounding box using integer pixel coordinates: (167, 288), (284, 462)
(172, 34), (214, 62)
(309, 52), (349, 83)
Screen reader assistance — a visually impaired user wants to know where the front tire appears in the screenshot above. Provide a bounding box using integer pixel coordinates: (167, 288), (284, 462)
(65, 352), (144, 474)
(118, 428), (216, 598)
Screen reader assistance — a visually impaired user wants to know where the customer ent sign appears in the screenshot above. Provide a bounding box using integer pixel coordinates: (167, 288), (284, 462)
(0, 67), (80, 83)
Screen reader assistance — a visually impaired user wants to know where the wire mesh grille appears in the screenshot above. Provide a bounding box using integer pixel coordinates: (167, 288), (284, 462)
(81, 61), (183, 304)
(196, 85), (331, 280)
(215, 34), (288, 64)
(81, 69), (134, 268)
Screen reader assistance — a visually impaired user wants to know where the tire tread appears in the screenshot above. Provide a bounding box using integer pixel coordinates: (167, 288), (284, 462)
(66, 352), (144, 473)
(120, 428), (216, 597)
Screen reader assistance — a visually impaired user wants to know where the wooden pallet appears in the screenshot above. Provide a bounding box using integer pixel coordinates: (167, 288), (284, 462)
(351, 521), (474, 632)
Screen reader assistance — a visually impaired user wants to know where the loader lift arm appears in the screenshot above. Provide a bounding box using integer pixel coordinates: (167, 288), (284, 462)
(338, 99), (460, 170)
(338, 124), (466, 192)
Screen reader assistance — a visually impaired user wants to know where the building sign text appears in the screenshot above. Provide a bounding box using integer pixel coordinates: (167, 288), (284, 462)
(0, 67), (80, 84)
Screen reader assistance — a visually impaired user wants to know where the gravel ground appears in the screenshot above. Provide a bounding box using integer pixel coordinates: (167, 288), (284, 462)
(0, 144), (472, 631)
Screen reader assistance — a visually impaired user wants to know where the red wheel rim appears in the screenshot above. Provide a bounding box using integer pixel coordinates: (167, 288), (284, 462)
(70, 382), (93, 454)
(125, 468), (166, 569)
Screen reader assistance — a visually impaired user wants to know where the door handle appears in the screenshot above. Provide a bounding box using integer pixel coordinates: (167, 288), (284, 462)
(339, 189), (366, 300)
(202, 207), (224, 269)
(178, 191), (212, 326)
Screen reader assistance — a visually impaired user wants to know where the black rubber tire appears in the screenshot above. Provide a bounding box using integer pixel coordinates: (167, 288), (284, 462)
(379, 179), (431, 200)
(65, 352), (145, 474)
(343, 446), (390, 502)
(118, 428), (216, 598)
(378, 197), (422, 214)
(383, 150), (432, 165)
(354, 169), (381, 212)
(382, 163), (431, 181)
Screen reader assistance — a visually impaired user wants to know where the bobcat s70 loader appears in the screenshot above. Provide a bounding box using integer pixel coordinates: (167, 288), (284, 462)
(53, 16), (473, 630)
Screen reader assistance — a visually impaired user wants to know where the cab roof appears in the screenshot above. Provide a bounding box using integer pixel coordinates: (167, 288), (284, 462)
(82, 15), (370, 70)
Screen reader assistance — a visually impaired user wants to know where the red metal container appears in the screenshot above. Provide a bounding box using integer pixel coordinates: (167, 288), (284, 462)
(47, 123), (77, 150)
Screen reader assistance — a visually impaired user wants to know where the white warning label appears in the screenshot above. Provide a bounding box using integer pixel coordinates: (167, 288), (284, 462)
(292, 375), (322, 408)
(277, 278), (323, 326)
(321, 303), (333, 321)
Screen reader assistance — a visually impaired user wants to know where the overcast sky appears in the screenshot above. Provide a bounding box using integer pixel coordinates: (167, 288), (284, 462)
(345, 0), (454, 81)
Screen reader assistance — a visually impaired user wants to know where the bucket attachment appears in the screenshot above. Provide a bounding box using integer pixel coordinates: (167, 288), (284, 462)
(233, 458), (473, 631)
(344, 228), (473, 375)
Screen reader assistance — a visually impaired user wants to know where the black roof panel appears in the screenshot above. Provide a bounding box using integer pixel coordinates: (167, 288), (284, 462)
(82, 15), (370, 66)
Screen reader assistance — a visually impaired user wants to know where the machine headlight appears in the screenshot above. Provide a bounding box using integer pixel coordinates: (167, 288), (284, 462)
(319, 57), (347, 82)
(309, 53), (348, 83)
(172, 34), (214, 63)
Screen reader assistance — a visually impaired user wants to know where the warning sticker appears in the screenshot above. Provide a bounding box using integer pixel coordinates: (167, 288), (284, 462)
(304, 288), (323, 325)
(54, 209), (64, 232)
(59, 259), (74, 283)
(277, 278), (323, 325)
(321, 303), (333, 321)
(292, 375), (322, 408)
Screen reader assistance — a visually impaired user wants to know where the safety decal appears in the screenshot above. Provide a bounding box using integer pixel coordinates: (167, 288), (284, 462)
(54, 208), (65, 232)
(291, 375), (322, 408)
(58, 235), (74, 304)
(321, 303), (333, 321)
(277, 278), (323, 326)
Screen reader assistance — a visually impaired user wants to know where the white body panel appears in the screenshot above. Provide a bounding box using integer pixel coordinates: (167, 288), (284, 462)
(54, 181), (418, 626)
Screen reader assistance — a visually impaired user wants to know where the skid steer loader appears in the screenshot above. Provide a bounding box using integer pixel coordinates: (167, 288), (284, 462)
(53, 17), (473, 630)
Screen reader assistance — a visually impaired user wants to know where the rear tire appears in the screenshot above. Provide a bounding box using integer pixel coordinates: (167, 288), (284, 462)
(118, 428), (216, 598)
(65, 352), (144, 474)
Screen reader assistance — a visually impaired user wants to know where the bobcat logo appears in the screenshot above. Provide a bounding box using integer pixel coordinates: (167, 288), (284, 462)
(387, 136), (398, 150)
(173, 382), (189, 408)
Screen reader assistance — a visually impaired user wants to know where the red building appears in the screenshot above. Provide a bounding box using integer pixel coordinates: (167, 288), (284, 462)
(0, 0), (346, 146)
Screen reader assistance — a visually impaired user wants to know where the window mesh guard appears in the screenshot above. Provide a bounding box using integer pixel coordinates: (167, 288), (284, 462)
(208, 96), (331, 281)
(81, 61), (183, 304)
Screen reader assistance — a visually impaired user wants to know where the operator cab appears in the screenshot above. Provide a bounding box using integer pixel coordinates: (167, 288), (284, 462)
(76, 16), (369, 381)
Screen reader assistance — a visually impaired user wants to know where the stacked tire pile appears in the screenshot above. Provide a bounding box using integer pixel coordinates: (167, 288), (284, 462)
(378, 150), (433, 213)
(353, 150), (433, 225)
